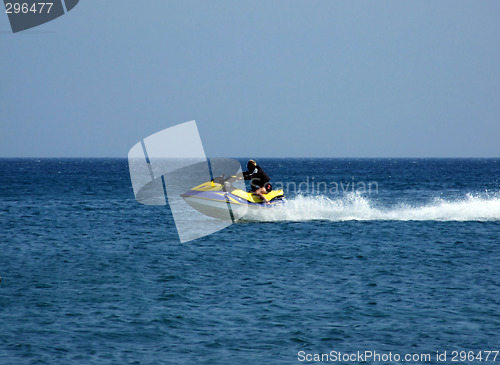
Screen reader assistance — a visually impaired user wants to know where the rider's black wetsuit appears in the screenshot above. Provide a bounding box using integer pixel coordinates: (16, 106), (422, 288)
(243, 165), (270, 191)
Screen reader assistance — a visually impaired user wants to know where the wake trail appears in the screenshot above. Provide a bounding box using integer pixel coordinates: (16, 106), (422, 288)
(242, 193), (500, 222)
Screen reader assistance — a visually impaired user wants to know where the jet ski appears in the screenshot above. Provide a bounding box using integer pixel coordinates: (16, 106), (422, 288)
(181, 175), (285, 221)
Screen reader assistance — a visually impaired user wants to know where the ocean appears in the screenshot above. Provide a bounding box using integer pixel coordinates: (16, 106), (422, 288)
(1, 158), (499, 364)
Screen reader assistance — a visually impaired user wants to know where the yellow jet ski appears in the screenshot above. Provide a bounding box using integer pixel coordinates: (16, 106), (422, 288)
(181, 175), (285, 220)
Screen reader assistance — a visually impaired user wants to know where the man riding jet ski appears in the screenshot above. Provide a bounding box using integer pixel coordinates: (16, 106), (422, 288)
(180, 160), (284, 220)
(239, 159), (272, 205)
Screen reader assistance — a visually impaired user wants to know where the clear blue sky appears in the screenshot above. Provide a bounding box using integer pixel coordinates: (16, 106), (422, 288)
(1, 1), (499, 157)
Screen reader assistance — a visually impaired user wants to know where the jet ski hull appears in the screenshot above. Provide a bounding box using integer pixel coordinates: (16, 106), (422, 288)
(181, 180), (285, 220)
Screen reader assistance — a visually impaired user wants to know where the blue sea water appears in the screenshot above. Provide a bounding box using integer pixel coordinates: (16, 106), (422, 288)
(1, 158), (500, 364)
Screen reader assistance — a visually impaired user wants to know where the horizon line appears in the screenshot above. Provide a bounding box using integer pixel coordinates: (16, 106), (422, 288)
(0, 156), (499, 160)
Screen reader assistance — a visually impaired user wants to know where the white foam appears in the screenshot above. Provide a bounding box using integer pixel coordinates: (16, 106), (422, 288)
(242, 193), (500, 222)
